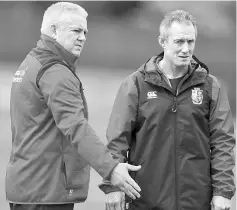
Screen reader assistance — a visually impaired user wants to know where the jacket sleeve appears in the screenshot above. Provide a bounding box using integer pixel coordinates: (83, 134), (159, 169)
(209, 75), (236, 199)
(99, 74), (139, 194)
(39, 64), (118, 180)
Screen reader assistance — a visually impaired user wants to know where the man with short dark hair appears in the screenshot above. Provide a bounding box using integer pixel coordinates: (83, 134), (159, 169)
(100, 9), (235, 210)
(6, 2), (141, 210)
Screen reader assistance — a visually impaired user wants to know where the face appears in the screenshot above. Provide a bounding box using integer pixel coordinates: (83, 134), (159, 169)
(53, 13), (88, 57)
(160, 21), (196, 67)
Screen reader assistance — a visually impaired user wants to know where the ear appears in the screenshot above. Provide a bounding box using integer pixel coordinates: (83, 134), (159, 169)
(158, 36), (166, 49)
(50, 25), (57, 39)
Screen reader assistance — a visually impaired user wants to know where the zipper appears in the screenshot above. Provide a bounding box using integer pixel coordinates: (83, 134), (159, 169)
(156, 61), (180, 209)
(172, 72), (194, 210)
(172, 96), (177, 112)
(159, 69), (188, 113)
(172, 90), (178, 210)
(171, 72), (190, 113)
(62, 160), (67, 187)
(171, 76), (188, 210)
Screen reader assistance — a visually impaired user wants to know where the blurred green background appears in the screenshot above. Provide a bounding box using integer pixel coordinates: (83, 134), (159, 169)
(0, 1), (236, 210)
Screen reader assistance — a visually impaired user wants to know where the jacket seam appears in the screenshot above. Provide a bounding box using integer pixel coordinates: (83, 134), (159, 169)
(132, 74), (140, 132)
(65, 118), (88, 140)
(208, 75), (220, 121)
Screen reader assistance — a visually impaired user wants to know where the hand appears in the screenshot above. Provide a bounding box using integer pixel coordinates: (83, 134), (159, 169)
(211, 195), (231, 210)
(110, 163), (141, 200)
(105, 191), (125, 210)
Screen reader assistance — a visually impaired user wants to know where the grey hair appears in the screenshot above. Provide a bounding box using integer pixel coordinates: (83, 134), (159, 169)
(159, 9), (197, 40)
(41, 2), (88, 36)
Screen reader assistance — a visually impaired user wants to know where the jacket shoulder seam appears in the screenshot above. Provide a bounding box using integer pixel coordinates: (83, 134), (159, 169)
(207, 74), (221, 120)
(207, 74), (220, 102)
(129, 72), (141, 132)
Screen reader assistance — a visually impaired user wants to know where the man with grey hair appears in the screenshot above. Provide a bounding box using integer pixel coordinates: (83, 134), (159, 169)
(5, 2), (141, 210)
(100, 9), (235, 210)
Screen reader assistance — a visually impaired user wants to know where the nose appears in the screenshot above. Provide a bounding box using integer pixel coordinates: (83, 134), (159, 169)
(181, 42), (189, 53)
(78, 33), (86, 42)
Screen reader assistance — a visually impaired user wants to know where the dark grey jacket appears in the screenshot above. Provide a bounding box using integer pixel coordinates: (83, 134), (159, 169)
(6, 35), (118, 204)
(99, 54), (235, 210)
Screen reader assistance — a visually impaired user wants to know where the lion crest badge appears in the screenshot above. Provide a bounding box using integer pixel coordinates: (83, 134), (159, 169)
(191, 87), (203, 105)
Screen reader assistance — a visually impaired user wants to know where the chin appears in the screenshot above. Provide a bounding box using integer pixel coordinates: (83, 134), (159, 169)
(178, 60), (190, 66)
(175, 63), (189, 68)
(181, 63), (189, 67)
(73, 52), (81, 57)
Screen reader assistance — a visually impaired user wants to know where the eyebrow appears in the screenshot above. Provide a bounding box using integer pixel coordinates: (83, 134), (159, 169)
(71, 27), (88, 33)
(174, 37), (195, 41)
(69, 23), (87, 31)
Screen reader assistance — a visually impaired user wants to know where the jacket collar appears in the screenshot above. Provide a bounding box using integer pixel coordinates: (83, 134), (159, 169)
(37, 34), (78, 71)
(139, 52), (209, 88)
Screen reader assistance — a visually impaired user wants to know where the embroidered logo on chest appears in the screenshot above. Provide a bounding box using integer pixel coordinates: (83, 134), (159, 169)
(147, 91), (158, 99)
(191, 87), (203, 105)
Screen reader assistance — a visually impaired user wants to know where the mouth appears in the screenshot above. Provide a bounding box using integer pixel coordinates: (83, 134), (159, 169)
(75, 43), (82, 47)
(179, 56), (189, 59)
(75, 45), (82, 52)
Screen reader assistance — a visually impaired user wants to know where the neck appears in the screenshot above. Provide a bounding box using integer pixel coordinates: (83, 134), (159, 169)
(159, 57), (188, 79)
